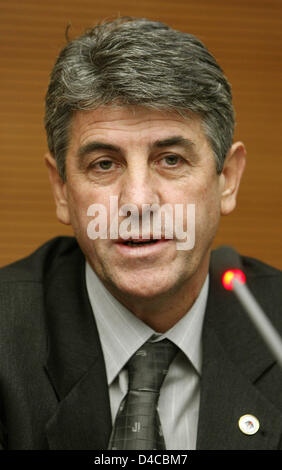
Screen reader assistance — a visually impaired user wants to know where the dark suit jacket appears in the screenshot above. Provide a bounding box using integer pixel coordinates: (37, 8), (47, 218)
(0, 236), (282, 450)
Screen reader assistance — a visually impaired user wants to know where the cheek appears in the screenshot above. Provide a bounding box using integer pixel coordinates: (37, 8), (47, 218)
(194, 181), (222, 239)
(174, 174), (220, 211)
(163, 177), (221, 236)
(66, 186), (94, 237)
(67, 185), (116, 247)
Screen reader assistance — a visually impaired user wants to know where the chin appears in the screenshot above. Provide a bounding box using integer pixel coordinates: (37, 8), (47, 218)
(106, 269), (185, 301)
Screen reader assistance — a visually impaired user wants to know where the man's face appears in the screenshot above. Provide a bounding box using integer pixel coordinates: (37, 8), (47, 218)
(49, 106), (242, 302)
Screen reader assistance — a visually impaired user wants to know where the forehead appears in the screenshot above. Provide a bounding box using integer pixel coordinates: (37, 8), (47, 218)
(68, 105), (207, 150)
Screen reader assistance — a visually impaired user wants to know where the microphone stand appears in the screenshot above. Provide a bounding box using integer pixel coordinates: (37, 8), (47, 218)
(224, 270), (282, 369)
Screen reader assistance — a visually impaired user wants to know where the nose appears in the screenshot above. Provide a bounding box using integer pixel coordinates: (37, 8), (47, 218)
(119, 160), (161, 211)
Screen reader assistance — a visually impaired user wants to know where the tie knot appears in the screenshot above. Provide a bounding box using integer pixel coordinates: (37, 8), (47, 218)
(127, 339), (178, 392)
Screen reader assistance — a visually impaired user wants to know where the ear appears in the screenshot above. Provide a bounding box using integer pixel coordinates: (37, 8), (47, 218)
(220, 141), (246, 216)
(44, 153), (71, 225)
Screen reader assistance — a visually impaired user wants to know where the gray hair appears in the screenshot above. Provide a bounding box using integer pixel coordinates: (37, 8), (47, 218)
(45, 17), (235, 181)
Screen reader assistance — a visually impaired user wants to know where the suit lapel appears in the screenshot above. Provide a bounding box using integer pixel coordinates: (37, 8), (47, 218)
(197, 327), (282, 449)
(197, 252), (282, 449)
(43, 244), (112, 449)
(46, 359), (112, 450)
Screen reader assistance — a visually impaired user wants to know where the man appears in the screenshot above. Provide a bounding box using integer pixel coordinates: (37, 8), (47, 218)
(0, 17), (281, 450)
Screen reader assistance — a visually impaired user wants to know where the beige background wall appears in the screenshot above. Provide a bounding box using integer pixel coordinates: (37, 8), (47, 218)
(0, 0), (281, 268)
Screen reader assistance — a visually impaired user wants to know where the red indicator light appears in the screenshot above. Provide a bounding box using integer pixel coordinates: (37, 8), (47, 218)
(222, 269), (246, 290)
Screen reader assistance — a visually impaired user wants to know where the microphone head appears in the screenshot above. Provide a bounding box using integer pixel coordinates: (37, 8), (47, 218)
(222, 269), (246, 290)
(211, 245), (244, 286)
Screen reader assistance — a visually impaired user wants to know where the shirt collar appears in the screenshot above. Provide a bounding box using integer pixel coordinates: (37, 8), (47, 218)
(85, 261), (209, 385)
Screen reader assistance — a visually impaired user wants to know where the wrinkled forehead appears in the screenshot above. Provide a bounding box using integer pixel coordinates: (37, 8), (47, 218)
(67, 105), (207, 154)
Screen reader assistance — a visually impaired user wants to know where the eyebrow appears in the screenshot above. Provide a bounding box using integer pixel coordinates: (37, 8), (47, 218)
(76, 135), (196, 160)
(76, 141), (122, 160)
(150, 136), (196, 152)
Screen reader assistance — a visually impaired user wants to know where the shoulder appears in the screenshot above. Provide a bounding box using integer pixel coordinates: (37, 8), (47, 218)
(240, 254), (281, 279)
(0, 236), (80, 284)
(0, 236), (83, 331)
(236, 253), (281, 297)
(210, 245), (282, 294)
(240, 254), (282, 316)
(210, 245), (281, 283)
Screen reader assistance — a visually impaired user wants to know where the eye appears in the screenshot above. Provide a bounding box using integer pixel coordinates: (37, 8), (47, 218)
(159, 154), (184, 168)
(97, 160), (113, 170)
(164, 155), (180, 166)
(89, 159), (116, 172)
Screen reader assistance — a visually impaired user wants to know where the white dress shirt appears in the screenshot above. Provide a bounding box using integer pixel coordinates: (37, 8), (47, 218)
(85, 262), (209, 450)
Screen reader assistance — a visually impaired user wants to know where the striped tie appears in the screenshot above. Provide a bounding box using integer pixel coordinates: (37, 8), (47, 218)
(108, 339), (178, 450)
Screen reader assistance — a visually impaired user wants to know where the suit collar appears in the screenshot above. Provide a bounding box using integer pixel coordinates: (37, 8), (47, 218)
(43, 242), (112, 449)
(197, 251), (282, 449)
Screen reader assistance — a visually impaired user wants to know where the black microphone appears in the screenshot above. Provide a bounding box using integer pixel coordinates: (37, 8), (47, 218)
(214, 245), (282, 368)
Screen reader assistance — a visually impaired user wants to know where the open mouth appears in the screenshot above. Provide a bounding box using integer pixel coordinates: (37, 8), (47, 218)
(122, 239), (160, 247)
(115, 237), (172, 256)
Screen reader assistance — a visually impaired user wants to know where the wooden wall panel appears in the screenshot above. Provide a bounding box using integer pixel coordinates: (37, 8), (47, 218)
(0, 0), (281, 268)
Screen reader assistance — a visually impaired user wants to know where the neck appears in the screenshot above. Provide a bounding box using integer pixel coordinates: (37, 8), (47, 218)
(106, 255), (210, 333)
